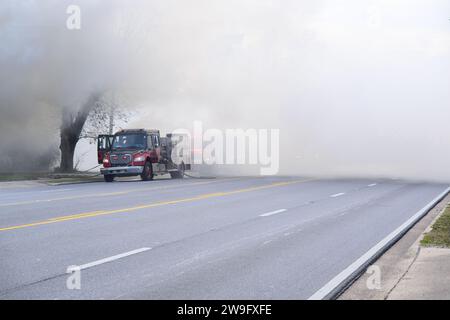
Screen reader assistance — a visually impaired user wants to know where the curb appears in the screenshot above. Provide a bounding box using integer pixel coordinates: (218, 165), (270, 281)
(308, 186), (450, 300)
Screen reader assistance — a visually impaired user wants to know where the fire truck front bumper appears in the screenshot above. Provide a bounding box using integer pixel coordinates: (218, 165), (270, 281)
(101, 166), (144, 176)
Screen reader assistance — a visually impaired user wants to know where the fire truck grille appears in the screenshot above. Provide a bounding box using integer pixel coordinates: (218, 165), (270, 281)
(110, 153), (132, 166)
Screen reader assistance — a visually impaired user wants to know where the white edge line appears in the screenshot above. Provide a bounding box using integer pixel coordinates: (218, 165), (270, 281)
(260, 209), (287, 217)
(330, 193), (345, 198)
(308, 186), (450, 300)
(69, 247), (151, 271)
(367, 183), (377, 187)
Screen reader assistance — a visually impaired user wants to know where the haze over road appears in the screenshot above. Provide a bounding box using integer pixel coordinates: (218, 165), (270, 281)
(0, 176), (447, 299)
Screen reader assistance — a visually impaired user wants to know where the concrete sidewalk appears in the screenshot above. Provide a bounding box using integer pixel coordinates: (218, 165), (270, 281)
(387, 247), (450, 299)
(340, 195), (450, 300)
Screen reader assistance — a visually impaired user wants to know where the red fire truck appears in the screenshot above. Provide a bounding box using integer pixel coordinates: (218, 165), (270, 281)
(97, 129), (191, 182)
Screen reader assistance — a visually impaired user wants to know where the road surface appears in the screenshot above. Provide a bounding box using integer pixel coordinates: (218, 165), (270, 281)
(0, 176), (447, 299)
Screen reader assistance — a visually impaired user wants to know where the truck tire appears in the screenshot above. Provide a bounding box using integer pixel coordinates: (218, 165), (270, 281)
(141, 161), (154, 181)
(170, 163), (185, 179)
(104, 175), (115, 182)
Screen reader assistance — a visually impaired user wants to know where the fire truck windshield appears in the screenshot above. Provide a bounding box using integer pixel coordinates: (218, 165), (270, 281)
(111, 134), (146, 150)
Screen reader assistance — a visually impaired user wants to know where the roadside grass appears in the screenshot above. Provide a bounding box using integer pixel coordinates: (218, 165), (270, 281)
(421, 204), (450, 248)
(0, 172), (102, 184)
(0, 172), (46, 181)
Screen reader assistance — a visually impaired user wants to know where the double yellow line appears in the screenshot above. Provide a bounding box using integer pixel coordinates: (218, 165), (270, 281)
(0, 179), (312, 232)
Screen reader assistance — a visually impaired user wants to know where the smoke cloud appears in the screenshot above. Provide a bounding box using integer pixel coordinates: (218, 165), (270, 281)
(0, 0), (449, 180)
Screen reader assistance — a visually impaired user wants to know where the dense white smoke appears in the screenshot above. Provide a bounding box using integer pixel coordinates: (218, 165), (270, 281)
(0, 0), (449, 180)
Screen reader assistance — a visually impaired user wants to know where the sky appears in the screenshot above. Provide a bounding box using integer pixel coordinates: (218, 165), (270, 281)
(0, 0), (449, 180)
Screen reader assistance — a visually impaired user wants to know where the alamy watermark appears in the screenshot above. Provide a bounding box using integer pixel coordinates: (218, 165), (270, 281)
(170, 121), (280, 175)
(366, 265), (381, 290)
(66, 5), (81, 30)
(66, 265), (81, 290)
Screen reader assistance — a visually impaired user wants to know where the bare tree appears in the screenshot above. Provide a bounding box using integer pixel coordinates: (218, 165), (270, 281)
(58, 92), (131, 172)
(80, 93), (131, 143)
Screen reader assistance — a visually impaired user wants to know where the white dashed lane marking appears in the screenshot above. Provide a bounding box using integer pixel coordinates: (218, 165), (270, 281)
(330, 193), (345, 198)
(259, 209), (287, 217)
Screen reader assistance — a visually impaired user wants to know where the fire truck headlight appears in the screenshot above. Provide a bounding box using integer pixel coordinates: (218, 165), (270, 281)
(134, 156), (146, 162)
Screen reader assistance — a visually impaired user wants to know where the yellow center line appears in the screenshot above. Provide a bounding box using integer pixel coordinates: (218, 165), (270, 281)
(0, 179), (314, 232)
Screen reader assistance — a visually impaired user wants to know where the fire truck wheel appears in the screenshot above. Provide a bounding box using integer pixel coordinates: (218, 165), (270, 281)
(170, 163), (185, 179)
(104, 175), (115, 182)
(141, 161), (154, 181)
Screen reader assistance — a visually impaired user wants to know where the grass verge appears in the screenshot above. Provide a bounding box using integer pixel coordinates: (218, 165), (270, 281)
(0, 173), (47, 181)
(421, 204), (450, 248)
(0, 172), (103, 184)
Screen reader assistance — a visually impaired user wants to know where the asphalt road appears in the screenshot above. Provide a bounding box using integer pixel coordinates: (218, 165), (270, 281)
(0, 176), (448, 299)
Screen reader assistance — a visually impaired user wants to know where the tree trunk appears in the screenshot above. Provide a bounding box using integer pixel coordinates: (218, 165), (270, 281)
(59, 130), (77, 172)
(59, 92), (102, 172)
